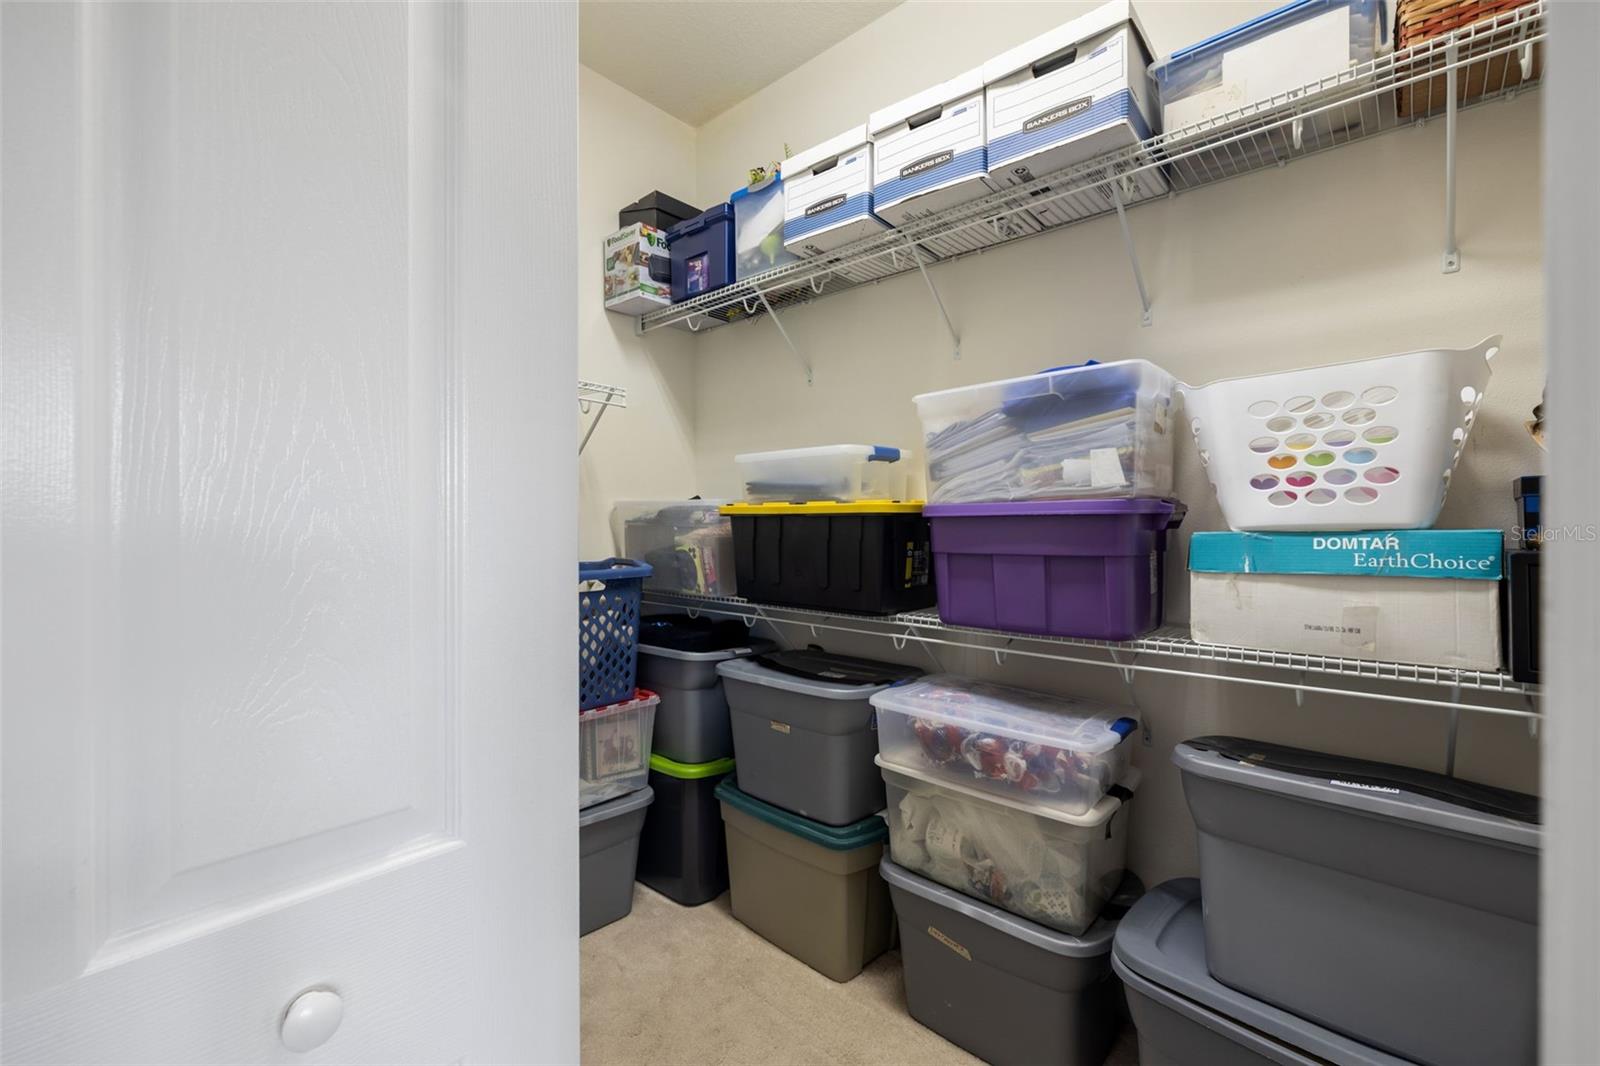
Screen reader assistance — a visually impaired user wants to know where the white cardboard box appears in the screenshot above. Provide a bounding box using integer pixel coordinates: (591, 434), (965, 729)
(869, 68), (1041, 258)
(602, 223), (670, 316)
(1188, 529), (1504, 669)
(1190, 572), (1502, 670)
(782, 125), (888, 257)
(982, 0), (1166, 224)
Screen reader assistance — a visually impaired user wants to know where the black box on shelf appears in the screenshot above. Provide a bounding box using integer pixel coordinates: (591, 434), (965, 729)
(619, 190), (700, 231)
(1504, 549), (1540, 684)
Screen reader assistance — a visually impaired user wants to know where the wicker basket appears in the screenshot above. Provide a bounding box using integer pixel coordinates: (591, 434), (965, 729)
(1396, 0), (1542, 118)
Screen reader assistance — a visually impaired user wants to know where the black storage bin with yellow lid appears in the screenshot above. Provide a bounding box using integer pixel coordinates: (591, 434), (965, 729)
(721, 500), (935, 614)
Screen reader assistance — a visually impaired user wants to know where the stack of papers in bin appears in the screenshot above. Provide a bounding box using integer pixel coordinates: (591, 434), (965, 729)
(927, 406), (1141, 503)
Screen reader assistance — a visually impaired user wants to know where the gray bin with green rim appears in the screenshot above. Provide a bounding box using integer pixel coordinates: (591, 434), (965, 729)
(717, 649), (921, 826)
(1174, 736), (1539, 1066)
(1113, 879), (1409, 1066)
(880, 857), (1127, 1066)
(636, 753), (736, 906)
(637, 617), (774, 764)
(715, 779), (892, 982)
(579, 786), (653, 936)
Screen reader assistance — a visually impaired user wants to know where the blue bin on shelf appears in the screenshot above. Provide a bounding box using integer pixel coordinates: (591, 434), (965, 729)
(667, 203), (734, 303)
(580, 558), (653, 710)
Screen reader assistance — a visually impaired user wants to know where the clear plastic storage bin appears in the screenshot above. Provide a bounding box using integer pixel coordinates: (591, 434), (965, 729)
(1150, 0), (1391, 135)
(611, 500), (737, 596)
(873, 675), (1138, 817)
(914, 361), (1176, 504)
(730, 176), (800, 280)
(735, 444), (913, 503)
(579, 689), (659, 809)
(880, 756), (1138, 936)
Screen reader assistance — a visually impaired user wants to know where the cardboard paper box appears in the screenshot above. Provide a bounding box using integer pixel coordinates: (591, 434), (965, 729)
(1188, 530), (1504, 670)
(603, 222), (670, 316)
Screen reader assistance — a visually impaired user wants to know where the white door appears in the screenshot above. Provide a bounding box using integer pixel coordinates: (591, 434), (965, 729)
(1, 2), (578, 1062)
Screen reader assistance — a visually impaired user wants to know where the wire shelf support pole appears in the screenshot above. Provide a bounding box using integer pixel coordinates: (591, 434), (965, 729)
(905, 236), (961, 360)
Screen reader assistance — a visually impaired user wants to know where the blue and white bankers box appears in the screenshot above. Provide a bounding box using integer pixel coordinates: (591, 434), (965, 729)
(868, 67), (1040, 260)
(982, 0), (1166, 227)
(782, 125), (889, 277)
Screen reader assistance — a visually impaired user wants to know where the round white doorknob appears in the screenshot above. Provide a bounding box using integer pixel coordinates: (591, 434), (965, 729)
(281, 988), (343, 1053)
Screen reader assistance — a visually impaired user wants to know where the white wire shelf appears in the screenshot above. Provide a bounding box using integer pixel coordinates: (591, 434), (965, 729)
(578, 380), (627, 454)
(641, 591), (1540, 718)
(636, 1), (1544, 338)
(578, 380), (627, 409)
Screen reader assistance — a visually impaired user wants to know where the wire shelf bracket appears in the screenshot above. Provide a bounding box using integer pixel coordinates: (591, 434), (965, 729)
(906, 236), (961, 360)
(1441, 43), (1463, 273)
(1109, 180), (1154, 326)
(755, 286), (811, 386)
(577, 380), (627, 454)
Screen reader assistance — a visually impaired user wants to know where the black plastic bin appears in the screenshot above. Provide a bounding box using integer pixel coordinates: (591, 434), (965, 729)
(635, 753), (735, 905)
(1505, 549), (1539, 683)
(720, 501), (935, 614)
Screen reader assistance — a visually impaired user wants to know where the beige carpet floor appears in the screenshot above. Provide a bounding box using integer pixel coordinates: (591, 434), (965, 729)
(580, 883), (1138, 1066)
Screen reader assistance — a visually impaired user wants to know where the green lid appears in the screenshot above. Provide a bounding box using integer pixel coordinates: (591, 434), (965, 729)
(649, 753), (736, 780)
(714, 778), (888, 850)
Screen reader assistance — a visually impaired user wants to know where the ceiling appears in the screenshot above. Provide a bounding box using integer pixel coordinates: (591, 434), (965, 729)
(580, 1), (902, 127)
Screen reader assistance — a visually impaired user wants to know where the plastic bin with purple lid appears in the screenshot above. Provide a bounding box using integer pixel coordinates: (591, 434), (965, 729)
(924, 497), (1185, 640)
(872, 674), (1138, 818)
(914, 360), (1176, 504)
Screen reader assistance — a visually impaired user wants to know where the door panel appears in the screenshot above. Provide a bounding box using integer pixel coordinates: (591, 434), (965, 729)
(2, 1), (577, 1061)
(87, 0), (456, 950)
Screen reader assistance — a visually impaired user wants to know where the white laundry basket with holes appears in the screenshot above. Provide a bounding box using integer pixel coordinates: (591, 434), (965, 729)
(1179, 336), (1499, 531)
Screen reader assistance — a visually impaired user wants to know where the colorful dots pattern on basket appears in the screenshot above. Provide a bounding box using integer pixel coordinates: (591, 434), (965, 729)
(1180, 337), (1499, 531)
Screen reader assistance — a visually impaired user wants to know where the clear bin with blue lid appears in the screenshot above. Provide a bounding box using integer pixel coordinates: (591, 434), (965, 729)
(730, 176), (800, 281)
(1149, 0), (1392, 135)
(873, 674), (1139, 817)
(735, 443), (913, 503)
(667, 202), (734, 302)
(913, 360), (1176, 503)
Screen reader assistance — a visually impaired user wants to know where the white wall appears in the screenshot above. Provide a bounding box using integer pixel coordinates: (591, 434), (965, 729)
(581, 2), (1545, 887)
(578, 66), (703, 558)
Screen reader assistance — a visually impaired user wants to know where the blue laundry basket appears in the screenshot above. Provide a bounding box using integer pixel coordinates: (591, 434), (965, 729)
(579, 558), (653, 710)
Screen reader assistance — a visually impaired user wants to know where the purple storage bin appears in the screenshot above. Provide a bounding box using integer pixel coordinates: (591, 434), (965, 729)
(925, 499), (1185, 640)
